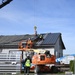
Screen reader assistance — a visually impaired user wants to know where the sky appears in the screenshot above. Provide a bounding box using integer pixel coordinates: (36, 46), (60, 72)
(0, 0), (75, 54)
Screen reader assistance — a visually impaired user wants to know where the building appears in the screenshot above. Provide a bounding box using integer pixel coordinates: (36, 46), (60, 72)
(0, 33), (65, 58)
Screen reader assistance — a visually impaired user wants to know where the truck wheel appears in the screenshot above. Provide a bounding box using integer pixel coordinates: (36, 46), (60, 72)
(34, 65), (40, 73)
(51, 66), (58, 73)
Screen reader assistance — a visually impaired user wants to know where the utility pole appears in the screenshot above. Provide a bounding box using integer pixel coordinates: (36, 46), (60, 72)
(0, 0), (13, 9)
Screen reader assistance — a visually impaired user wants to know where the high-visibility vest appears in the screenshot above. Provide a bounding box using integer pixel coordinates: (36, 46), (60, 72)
(25, 59), (31, 67)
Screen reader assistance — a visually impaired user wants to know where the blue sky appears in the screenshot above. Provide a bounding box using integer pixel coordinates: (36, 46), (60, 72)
(0, 0), (75, 54)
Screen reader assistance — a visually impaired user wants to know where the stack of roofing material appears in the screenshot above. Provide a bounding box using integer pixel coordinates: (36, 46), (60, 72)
(0, 53), (21, 73)
(56, 54), (75, 64)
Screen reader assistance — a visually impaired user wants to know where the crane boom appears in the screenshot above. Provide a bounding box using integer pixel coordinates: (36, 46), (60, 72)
(0, 0), (13, 9)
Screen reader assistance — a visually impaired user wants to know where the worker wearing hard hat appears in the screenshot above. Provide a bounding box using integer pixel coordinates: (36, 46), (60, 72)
(24, 55), (32, 75)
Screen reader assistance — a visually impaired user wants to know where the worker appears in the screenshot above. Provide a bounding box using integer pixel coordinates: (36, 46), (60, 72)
(39, 34), (43, 40)
(24, 55), (32, 75)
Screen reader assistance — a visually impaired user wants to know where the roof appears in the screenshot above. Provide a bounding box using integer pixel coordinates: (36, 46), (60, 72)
(41, 33), (60, 45)
(0, 33), (65, 49)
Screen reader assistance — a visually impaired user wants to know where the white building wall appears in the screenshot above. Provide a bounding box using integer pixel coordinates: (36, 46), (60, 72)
(44, 48), (54, 55)
(2, 49), (20, 53)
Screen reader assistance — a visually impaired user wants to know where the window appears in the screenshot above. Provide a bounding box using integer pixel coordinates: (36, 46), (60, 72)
(40, 55), (45, 60)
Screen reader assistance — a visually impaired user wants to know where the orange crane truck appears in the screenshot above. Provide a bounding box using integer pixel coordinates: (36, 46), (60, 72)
(18, 36), (59, 73)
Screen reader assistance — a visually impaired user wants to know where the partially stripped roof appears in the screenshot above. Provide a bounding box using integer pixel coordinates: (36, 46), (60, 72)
(0, 33), (65, 49)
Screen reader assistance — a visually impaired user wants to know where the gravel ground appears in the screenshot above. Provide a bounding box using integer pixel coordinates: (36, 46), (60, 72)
(0, 73), (66, 75)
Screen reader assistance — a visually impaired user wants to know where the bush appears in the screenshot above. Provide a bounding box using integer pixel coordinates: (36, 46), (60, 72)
(70, 60), (75, 73)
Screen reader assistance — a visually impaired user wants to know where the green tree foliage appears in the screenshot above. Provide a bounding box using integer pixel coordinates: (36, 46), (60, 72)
(70, 60), (75, 73)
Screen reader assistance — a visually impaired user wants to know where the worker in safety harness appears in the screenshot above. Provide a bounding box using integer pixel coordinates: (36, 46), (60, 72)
(24, 55), (32, 75)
